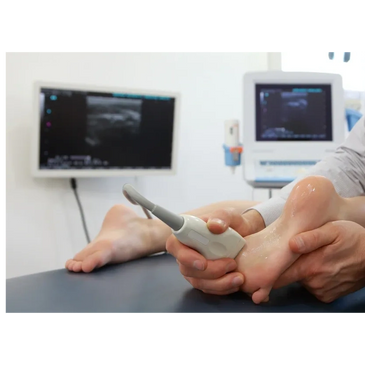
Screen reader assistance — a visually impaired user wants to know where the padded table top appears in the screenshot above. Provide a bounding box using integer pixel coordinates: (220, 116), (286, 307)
(6, 253), (365, 312)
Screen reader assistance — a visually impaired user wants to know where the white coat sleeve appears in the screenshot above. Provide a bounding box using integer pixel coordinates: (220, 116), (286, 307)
(248, 116), (365, 226)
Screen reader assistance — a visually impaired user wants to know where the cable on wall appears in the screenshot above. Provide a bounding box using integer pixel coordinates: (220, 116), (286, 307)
(70, 178), (91, 244)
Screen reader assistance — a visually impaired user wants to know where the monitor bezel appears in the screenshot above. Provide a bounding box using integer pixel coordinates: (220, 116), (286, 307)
(254, 82), (333, 142)
(243, 72), (344, 149)
(31, 81), (180, 178)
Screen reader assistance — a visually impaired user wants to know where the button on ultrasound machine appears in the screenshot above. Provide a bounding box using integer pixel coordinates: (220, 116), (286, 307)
(243, 72), (345, 188)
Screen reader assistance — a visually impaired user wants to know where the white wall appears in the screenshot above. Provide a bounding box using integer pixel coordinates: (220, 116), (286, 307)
(281, 52), (365, 114)
(6, 52), (269, 279)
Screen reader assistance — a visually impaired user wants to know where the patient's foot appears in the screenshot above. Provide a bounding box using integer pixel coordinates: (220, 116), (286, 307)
(236, 175), (344, 304)
(65, 205), (155, 273)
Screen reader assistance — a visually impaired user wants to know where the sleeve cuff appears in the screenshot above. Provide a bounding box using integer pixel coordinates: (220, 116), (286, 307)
(244, 196), (285, 227)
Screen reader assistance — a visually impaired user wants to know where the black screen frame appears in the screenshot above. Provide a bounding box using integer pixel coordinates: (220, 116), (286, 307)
(38, 86), (177, 172)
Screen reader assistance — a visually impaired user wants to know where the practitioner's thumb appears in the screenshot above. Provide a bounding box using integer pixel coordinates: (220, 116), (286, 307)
(289, 222), (337, 254)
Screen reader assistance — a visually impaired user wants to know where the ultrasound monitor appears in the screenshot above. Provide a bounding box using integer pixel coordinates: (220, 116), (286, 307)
(256, 84), (332, 142)
(243, 72), (345, 187)
(32, 82), (180, 177)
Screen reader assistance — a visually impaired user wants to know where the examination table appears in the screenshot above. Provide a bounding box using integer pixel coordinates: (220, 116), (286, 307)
(6, 253), (365, 312)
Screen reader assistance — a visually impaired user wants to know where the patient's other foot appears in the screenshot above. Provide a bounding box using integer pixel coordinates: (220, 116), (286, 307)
(236, 176), (343, 304)
(65, 205), (155, 273)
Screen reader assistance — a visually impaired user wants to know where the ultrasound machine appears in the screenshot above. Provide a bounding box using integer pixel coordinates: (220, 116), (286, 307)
(32, 82), (180, 178)
(242, 72), (345, 188)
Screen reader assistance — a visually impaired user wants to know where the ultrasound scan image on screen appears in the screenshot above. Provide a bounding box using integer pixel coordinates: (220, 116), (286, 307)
(38, 88), (175, 170)
(255, 84), (333, 141)
(85, 96), (142, 148)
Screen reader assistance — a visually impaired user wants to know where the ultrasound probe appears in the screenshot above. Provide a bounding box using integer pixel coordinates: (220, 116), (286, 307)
(123, 184), (246, 259)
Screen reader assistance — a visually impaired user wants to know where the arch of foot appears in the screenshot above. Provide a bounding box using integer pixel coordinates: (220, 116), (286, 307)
(235, 175), (342, 304)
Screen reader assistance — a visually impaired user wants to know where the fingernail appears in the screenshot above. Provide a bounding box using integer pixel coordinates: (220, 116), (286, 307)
(226, 262), (236, 272)
(295, 236), (305, 251)
(233, 276), (243, 286)
(208, 218), (227, 228)
(193, 260), (204, 271)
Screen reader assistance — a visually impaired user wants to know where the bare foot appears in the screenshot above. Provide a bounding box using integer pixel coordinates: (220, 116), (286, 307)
(65, 205), (157, 273)
(236, 176), (346, 304)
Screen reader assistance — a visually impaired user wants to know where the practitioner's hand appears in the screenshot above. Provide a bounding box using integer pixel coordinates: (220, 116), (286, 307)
(274, 221), (365, 303)
(166, 209), (265, 295)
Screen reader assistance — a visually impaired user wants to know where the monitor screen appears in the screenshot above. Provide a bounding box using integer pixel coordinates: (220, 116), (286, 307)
(38, 87), (176, 171)
(255, 84), (332, 141)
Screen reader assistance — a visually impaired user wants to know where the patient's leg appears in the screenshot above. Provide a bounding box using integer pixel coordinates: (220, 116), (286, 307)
(236, 175), (365, 304)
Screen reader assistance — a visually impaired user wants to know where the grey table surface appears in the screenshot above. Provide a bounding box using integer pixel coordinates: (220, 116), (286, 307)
(6, 253), (365, 312)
